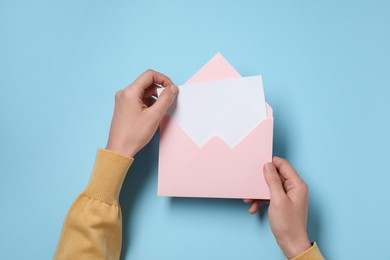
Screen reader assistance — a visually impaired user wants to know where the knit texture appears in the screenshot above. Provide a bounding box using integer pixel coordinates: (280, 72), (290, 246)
(84, 149), (133, 204)
(55, 149), (133, 259)
(290, 242), (324, 260)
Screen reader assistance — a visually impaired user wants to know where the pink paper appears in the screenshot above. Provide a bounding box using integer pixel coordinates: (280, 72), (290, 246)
(158, 53), (273, 199)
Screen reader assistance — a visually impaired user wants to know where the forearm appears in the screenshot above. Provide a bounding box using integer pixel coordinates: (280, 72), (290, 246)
(54, 149), (133, 259)
(55, 70), (177, 258)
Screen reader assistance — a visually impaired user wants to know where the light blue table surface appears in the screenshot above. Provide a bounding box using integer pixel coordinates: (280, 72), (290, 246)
(1, 1), (389, 259)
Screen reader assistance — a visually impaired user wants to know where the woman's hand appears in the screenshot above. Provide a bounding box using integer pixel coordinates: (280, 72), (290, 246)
(105, 69), (179, 157)
(244, 157), (312, 259)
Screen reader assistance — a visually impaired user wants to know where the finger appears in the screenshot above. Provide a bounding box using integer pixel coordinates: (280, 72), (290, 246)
(272, 157), (304, 185)
(248, 201), (262, 214)
(243, 199), (253, 204)
(263, 162), (286, 201)
(148, 85), (179, 118)
(130, 69), (174, 92)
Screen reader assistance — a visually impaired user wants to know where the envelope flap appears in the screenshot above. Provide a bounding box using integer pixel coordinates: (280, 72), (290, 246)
(186, 53), (241, 84)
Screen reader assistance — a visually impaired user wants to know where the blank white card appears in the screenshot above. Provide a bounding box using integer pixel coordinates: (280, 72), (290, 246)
(164, 76), (267, 147)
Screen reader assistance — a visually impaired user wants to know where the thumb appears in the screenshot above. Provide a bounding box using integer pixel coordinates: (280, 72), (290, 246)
(150, 84), (179, 117)
(264, 162), (286, 201)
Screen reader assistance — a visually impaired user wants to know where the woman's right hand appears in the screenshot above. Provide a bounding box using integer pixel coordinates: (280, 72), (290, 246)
(105, 69), (179, 158)
(244, 157), (312, 259)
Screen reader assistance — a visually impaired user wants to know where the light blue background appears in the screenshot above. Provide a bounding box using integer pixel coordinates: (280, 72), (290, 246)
(1, 1), (389, 259)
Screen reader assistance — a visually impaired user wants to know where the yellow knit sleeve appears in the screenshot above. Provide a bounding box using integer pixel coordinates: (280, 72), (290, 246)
(54, 149), (134, 260)
(289, 242), (324, 260)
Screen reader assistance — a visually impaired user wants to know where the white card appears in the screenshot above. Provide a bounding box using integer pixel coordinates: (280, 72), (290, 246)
(164, 76), (267, 147)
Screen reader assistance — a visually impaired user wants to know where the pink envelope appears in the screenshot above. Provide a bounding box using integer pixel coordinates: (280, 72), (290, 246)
(158, 53), (273, 199)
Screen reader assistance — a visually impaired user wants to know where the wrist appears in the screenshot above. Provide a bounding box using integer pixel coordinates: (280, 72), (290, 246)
(277, 233), (311, 259)
(105, 143), (137, 158)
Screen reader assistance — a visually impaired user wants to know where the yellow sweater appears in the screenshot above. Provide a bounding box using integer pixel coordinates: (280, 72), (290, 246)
(55, 149), (324, 260)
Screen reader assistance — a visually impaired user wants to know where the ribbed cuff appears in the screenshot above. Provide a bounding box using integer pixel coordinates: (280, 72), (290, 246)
(84, 149), (134, 204)
(289, 242), (324, 260)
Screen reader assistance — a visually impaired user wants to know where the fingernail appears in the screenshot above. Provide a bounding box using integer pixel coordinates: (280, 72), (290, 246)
(264, 163), (276, 174)
(170, 84), (179, 95)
